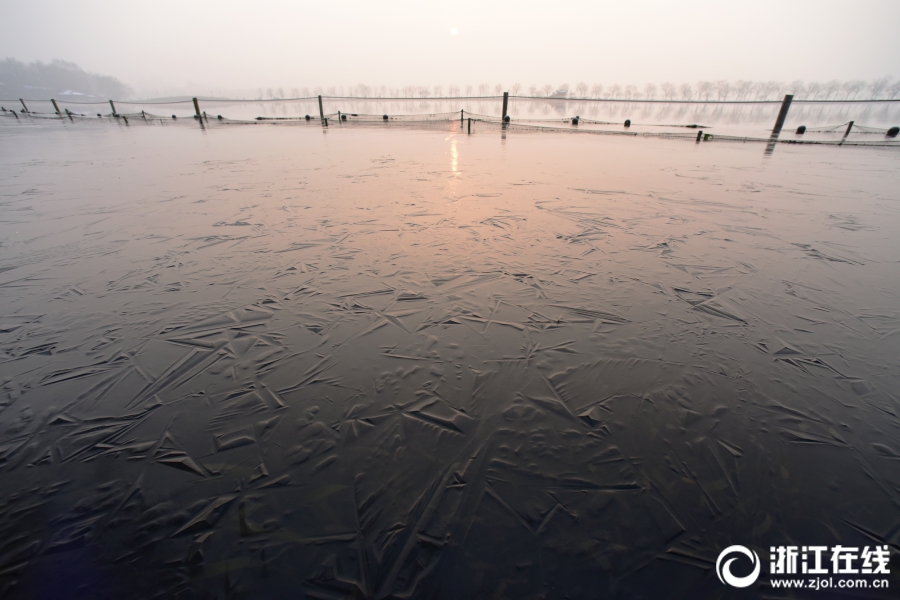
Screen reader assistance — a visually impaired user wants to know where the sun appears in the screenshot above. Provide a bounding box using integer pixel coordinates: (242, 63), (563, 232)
(450, 27), (458, 35)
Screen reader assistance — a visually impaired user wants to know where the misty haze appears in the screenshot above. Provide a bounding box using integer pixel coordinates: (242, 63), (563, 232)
(1, 2), (899, 599)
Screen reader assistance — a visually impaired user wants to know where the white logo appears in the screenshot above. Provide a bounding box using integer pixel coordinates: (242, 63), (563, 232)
(716, 545), (761, 588)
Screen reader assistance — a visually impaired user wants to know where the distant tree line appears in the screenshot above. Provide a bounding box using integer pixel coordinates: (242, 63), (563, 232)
(0, 58), (132, 100)
(256, 79), (900, 101)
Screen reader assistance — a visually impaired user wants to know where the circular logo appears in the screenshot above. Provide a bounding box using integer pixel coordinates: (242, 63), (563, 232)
(716, 545), (761, 588)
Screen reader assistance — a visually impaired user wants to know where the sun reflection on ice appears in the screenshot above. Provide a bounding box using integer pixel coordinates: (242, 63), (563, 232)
(450, 138), (458, 172)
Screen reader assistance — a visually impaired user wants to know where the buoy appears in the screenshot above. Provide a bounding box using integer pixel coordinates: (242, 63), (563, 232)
(383, 115), (388, 120)
(571, 116), (579, 125)
(887, 126), (899, 138)
(217, 115), (223, 120)
(503, 115), (510, 123)
(305, 115), (310, 121)
(796, 125), (806, 134)
(624, 119), (631, 127)
(193, 114), (200, 119)
(341, 114), (347, 121)
(172, 115), (177, 119)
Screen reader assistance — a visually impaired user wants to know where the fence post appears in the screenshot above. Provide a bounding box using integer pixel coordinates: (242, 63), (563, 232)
(193, 97), (201, 118)
(19, 99), (28, 112)
(460, 109), (463, 123)
(51, 99), (60, 114)
(502, 92), (509, 120)
(467, 118), (471, 134)
(696, 130), (703, 142)
(318, 95), (325, 123)
(771, 94), (793, 135)
(843, 121), (854, 139)
(109, 100), (117, 115)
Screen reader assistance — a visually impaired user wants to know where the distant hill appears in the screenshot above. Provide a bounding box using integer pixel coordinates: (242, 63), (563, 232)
(0, 58), (132, 100)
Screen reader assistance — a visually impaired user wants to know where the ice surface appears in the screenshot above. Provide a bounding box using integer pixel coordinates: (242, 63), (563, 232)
(0, 120), (898, 598)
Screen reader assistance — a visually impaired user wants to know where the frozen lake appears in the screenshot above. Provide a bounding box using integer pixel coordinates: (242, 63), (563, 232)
(1, 119), (899, 598)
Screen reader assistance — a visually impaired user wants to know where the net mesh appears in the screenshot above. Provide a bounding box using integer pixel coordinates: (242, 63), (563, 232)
(2, 96), (898, 147)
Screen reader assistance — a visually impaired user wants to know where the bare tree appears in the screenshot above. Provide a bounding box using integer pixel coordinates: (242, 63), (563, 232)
(868, 77), (889, 99)
(644, 83), (657, 99)
(478, 83), (489, 95)
(541, 84), (552, 96)
(696, 81), (713, 100)
(528, 84), (537, 96)
(714, 80), (730, 101)
(590, 84), (603, 98)
(494, 84), (503, 94)
(807, 81), (822, 99)
(823, 80), (842, 100)
(678, 83), (692, 100)
(576, 82), (588, 97)
(660, 82), (675, 100)
(843, 80), (864, 99)
(886, 80), (900, 99)
(434, 85), (443, 97)
(511, 82), (521, 95)
(624, 84), (637, 99)
(466, 84), (473, 96)
(609, 83), (622, 98)
(787, 80), (805, 99)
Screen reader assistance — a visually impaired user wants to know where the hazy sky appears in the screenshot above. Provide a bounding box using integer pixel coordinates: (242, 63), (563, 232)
(2, 0), (899, 97)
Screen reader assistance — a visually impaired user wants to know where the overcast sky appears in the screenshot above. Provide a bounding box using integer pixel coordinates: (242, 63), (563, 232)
(2, 0), (899, 97)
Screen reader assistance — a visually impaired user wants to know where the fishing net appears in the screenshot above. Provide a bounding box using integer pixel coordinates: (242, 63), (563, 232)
(3, 96), (899, 146)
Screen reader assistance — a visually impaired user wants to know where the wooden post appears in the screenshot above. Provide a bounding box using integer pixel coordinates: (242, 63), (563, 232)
(502, 92), (509, 120)
(843, 121), (854, 138)
(51, 99), (60, 114)
(467, 118), (471, 134)
(192, 97), (201, 118)
(109, 99), (117, 115)
(696, 130), (703, 142)
(771, 94), (793, 135)
(460, 109), (463, 123)
(318, 95), (325, 123)
(19, 99), (28, 112)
